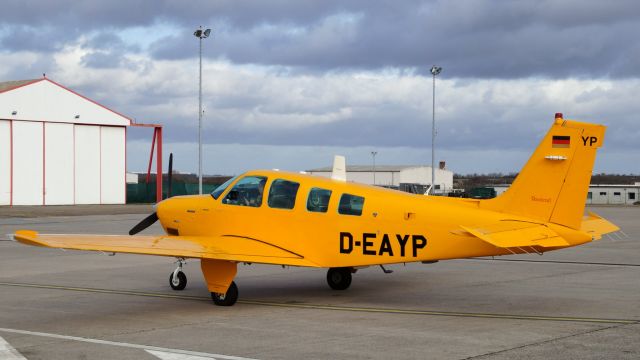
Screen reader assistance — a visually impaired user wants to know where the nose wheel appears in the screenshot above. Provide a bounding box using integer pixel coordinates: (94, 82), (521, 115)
(327, 267), (353, 290)
(169, 258), (187, 290)
(211, 281), (239, 306)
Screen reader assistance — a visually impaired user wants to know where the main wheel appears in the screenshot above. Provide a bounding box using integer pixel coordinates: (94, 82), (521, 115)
(211, 281), (239, 306)
(169, 271), (187, 290)
(327, 267), (352, 290)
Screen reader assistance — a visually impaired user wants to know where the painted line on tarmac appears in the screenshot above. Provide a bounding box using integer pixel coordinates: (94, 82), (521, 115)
(468, 257), (640, 267)
(1, 281), (637, 325)
(0, 328), (256, 360)
(0, 335), (27, 359)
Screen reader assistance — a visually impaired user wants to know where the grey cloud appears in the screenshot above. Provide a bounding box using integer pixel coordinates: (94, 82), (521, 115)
(80, 32), (141, 69)
(3, 0), (640, 78)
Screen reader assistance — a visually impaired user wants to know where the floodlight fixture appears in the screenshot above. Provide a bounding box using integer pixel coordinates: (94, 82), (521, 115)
(194, 27), (212, 39)
(430, 66), (442, 76)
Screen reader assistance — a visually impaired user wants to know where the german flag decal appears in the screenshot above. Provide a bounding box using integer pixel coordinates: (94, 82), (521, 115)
(552, 135), (570, 148)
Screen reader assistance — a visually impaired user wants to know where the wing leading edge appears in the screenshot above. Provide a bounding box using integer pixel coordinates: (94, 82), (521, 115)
(13, 230), (317, 267)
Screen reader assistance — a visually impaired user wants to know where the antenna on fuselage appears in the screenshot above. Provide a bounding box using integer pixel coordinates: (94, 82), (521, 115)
(331, 155), (347, 182)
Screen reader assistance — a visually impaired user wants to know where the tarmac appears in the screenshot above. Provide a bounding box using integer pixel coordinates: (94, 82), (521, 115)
(0, 205), (638, 359)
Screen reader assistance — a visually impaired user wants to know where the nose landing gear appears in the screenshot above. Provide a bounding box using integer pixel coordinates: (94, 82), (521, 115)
(169, 258), (187, 290)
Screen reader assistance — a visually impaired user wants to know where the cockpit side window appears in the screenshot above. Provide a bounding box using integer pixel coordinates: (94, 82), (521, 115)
(338, 193), (365, 216)
(222, 176), (267, 207)
(268, 179), (300, 209)
(307, 187), (332, 213)
(211, 176), (238, 200)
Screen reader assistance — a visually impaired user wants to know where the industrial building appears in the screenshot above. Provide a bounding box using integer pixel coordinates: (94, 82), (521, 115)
(306, 164), (454, 193)
(493, 184), (640, 205)
(0, 78), (133, 205)
(586, 184), (640, 205)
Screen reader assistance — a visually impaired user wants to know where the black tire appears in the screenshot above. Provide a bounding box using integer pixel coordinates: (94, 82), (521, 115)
(327, 267), (352, 290)
(169, 271), (187, 290)
(211, 281), (239, 306)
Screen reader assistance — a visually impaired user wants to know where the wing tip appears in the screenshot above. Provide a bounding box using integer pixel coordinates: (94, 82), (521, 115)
(14, 230), (44, 247)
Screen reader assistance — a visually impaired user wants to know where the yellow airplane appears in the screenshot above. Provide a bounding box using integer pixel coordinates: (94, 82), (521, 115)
(14, 114), (619, 306)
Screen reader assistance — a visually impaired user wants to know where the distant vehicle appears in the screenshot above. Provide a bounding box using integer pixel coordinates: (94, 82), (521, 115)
(15, 114), (619, 306)
(469, 187), (497, 199)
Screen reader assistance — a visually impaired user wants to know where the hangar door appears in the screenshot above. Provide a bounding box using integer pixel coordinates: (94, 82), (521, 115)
(0, 120), (10, 205)
(100, 126), (125, 204)
(13, 121), (43, 205)
(74, 125), (125, 204)
(45, 123), (74, 205)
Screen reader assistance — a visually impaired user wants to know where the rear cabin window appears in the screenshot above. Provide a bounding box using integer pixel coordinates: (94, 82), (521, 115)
(338, 193), (365, 216)
(307, 188), (332, 213)
(222, 176), (267, 207)
(268, 179), (300, 209)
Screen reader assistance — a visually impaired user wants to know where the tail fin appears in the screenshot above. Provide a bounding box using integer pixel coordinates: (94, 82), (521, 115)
(482, 114), (606, 230)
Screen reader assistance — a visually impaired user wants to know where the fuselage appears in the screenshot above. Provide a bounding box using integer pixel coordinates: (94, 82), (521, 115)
(156, 170), (592, 268)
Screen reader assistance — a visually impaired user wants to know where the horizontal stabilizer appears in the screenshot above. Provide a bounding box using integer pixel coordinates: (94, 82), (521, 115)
(13, 230), (316, 267)
(581, 211), (620, 240)
(461, 221), (569, 249)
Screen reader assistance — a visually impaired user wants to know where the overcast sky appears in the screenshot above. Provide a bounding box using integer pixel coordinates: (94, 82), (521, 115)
(2, 0), (639, 175)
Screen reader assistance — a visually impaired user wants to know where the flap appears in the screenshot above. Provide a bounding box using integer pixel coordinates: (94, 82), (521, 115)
(14, 230), (316, 267)
(581, 211), (620, 240)
(461, 221), (569, 248)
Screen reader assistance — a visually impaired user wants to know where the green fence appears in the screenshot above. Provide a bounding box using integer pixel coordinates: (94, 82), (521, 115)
(127, 181), (220, 203)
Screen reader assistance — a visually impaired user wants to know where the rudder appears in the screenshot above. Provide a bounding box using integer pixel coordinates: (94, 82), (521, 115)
(482, 114), (606, 230)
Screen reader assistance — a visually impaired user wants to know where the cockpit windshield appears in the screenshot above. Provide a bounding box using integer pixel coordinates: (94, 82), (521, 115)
(211, 176), (238, 199)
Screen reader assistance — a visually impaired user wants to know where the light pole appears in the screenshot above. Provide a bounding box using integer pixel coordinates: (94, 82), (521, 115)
(371, 151), (378, 185)
(194, 26), (211, 195)
(430, 65), (442, 194)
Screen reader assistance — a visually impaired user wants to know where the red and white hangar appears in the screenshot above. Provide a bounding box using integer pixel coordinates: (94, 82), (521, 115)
(0, 77), (162, 206)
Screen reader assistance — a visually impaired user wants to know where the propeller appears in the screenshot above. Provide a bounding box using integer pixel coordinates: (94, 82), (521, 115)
(168, 153), (173, 198)
(128, 153), (174, 236)
(129, 212), (159, 235)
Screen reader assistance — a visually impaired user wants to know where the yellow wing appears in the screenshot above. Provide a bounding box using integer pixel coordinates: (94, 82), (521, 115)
(461, 221), (569, 249)
(14, 230), (316, 267)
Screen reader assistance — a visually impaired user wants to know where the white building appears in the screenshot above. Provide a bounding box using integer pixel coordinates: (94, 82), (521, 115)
(492, 183), (640, 205)
(587, 184), (640, 205)
(0, 78), (131, 205)
(306, 165), (454, 193)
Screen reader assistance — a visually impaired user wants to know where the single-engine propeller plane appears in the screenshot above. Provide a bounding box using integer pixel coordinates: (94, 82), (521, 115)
(14, 114), (619, 306)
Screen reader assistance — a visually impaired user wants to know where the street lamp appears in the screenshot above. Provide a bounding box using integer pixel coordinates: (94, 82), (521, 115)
(194, 26), (211, 195)
(371, 151), (378, 185)
(430, 65), (442, 194)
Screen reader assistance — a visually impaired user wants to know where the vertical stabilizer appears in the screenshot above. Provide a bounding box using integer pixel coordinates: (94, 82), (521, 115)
(332, 155), (347, 181)
(482, 114), (606, 230)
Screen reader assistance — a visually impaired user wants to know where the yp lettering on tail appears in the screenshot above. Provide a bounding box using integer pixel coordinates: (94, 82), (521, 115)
(340, 232), (427, 257)
(581, 136), (598, 146)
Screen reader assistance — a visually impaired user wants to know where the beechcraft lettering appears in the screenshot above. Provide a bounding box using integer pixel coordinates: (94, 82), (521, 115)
(340, 232), (427, 257)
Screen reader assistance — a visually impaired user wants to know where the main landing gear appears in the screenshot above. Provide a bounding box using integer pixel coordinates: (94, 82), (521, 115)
(211, 281), (239, 306)
(326, 267), (353, 290)
(169, 258), (187, 291)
